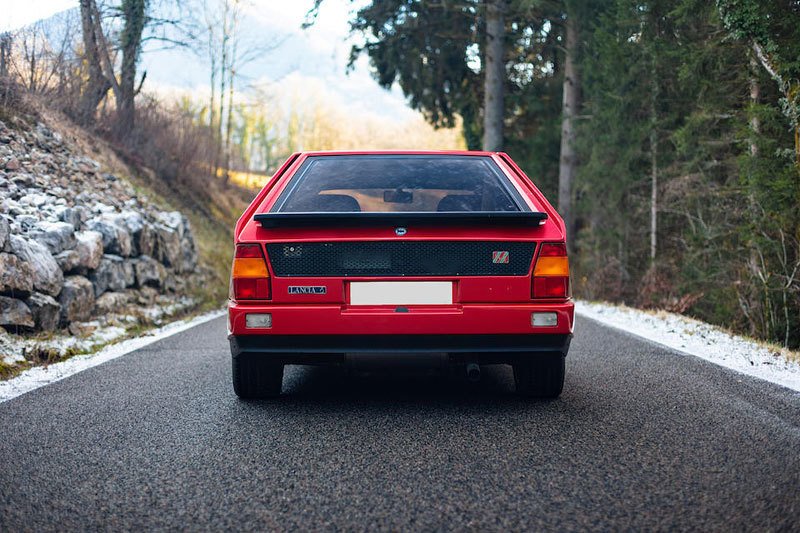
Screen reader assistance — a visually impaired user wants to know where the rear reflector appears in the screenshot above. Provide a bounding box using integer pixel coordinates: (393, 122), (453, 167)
(232, 244), (270, 300)
(245, 313), (272, 329)
(532, 242), (570, 299)
(532, 312), (558, 327)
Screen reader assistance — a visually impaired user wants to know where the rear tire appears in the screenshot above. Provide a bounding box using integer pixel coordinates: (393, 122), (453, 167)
(232, 353), (284, 399)
(513, 353), (565, 398)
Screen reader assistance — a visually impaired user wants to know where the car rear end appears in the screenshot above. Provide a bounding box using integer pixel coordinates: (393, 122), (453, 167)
(228, 152), (574, 398)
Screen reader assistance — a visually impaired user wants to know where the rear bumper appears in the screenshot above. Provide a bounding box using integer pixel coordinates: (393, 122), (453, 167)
(229, 333), (571, 365)
(228, 301), (573, 365)
(228, 301), (574, 336)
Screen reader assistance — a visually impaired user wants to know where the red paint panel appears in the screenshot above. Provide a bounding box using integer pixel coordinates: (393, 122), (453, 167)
(229, 301), (575, 336)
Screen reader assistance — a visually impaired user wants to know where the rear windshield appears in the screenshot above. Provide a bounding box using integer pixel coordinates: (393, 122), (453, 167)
(272, 155), (527, 213)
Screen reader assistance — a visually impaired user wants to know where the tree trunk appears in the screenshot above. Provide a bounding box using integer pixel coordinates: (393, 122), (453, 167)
(89, 0), (122, 109)
(558, 12), (579, 253)
(0, 33), (9, 78)
(116, 0), (147, 135)
(208, 28), (217, 132)
(209, 47), (218, 177)
(649, 53), (658, 263)
(223, 0), (240, 185)
(78, 0), (110, 124)
(482, 0), (505, 152)
(215, 0), (230, 177)
(749, 53), (760, 156)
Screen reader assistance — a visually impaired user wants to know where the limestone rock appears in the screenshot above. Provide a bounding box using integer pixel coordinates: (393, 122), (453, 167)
(0, 252), (34, 296)
(9, 235), (64, 297)
(0, 216), (9, 251)
(95, 292), (131, 315)
(55, 249), (81, 273)
(137, 222), (157, 257)
(30, 220), (76, 254)
(114, 211), (144, 255)
(178, 235), (198, 273)
(27, 292), (60, 331)
(0, 296), (34, 329)
(55, 206), (87, 229)
(58, 276), (95, 324)
(156, 211), (185, 238)
(134, 255), (166, 288)
(86, 215), (132, 257)
(90, 255), (134, 297)
(75, 230), (103, 270)
(153, 223), (181, 268)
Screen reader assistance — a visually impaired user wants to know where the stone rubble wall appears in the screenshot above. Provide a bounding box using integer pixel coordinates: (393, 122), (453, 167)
(0, 119), (201, 332)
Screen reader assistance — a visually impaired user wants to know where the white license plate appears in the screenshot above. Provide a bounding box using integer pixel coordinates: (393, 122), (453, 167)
(349, 282), (453, 305)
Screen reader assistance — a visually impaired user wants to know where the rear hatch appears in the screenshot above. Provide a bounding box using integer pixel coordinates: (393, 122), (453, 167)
(236, 152), (567, 306)
(255, 224), (544, 305)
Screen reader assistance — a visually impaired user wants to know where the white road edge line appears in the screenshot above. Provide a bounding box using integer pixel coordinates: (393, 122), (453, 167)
(4, 302), (799, 402)
(0, 310), (226, 403)
(576, 300), (800, 393)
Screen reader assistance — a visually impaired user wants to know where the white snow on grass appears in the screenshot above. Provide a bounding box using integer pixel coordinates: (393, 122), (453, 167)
(0, 310), (225, 403)
(576, 300), (800, 393)
(4, 301), (798, 402)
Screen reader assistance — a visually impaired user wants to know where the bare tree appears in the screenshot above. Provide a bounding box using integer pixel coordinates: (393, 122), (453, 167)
(194, 0), (284, 181)
(79, 0), (111, 123)
(117, 0), (148, 132)
(558, 9), (579, 253)
(482, 0), (506, 151)
(222, 0), (242, 183)
(0, 33), (10, 78)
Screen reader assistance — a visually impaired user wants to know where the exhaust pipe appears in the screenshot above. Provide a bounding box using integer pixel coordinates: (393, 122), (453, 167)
(466, 363), (481, 382)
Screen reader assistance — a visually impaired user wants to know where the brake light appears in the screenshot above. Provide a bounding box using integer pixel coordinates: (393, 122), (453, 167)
(532, 243), (570, 298)
(232, 244), (271, 300)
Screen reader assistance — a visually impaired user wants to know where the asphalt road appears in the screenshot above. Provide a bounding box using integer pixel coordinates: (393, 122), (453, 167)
(1, 316), (799, 531)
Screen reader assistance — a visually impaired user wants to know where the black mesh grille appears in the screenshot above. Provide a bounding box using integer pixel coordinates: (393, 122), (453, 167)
(266, 241), (535, 277)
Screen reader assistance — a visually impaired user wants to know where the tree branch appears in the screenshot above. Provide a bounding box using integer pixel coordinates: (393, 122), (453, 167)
(89, 0), (122, 101)
(752, 41), (783, 88)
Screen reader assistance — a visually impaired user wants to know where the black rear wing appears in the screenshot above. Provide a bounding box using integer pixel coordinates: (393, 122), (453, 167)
(254, 211), (547, 229)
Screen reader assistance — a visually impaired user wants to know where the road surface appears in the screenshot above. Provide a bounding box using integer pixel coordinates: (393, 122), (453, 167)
(1, 316), (799, 531)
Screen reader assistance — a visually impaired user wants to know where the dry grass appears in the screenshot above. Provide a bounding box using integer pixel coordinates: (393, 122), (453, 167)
(18, 93), (253, 308)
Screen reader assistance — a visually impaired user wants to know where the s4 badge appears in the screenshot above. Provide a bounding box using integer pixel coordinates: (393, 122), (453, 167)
(492, 251), (510, 264)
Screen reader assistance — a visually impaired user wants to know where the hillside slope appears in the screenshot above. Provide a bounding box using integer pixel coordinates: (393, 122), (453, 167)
(0, 93), (250, 376)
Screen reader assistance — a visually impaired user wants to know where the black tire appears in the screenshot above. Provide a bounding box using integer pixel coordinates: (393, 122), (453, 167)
(513, 353), (565, 398)
(232, 353), (284, 399)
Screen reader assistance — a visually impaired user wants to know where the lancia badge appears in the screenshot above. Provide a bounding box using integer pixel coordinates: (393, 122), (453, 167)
(288, 286), (327, 294)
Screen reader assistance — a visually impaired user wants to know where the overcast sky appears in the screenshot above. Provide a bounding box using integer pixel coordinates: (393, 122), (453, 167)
(1, 0), (417, 122)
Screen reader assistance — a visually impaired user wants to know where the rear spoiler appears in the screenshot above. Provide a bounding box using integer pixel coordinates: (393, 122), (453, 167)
(254, 211), (548, 229)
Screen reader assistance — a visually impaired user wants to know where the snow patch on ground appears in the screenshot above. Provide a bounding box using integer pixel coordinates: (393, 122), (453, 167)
(576, 300), (800, 393)
(1, 297), (197, 368)
(0, 310), (225, 403)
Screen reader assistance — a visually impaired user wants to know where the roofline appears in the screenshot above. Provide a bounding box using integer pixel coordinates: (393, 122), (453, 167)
(297, 150), (503, 157)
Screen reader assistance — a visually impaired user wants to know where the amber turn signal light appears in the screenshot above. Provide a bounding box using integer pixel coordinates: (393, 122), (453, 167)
(232, 244), (270, 300)
(532, 242), (570, 299)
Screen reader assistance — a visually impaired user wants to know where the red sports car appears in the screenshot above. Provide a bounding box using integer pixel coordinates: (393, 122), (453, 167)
(228, 151), (574, 398)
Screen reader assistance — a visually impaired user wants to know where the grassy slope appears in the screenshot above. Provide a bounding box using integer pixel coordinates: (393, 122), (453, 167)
(0, 93), (256, 380)
(30, 102), (256, 309)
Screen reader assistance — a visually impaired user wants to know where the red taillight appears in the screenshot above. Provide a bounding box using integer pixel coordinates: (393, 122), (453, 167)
(232, 244), (270, 300)
(236, 243), (264, 259)
(539, 242), (567, 257)
(532, 242), (570, 299)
